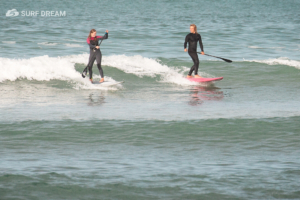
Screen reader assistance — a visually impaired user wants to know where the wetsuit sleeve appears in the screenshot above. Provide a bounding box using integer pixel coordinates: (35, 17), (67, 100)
(199, 35), (204, 52)
(97, 33), (108, 41)
(184, 34), (189, 49)
(87, 37), (96, 48)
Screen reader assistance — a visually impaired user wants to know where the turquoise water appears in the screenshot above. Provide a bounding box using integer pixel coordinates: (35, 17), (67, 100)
(1, 0), (300, 199)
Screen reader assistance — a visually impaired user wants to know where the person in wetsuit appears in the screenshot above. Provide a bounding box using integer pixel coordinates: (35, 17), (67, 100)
(184, 24), (204, 78)
(82, 29), (108, 83)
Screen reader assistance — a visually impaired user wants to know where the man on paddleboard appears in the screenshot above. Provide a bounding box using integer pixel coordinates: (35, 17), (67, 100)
(184, 24), (204, 78)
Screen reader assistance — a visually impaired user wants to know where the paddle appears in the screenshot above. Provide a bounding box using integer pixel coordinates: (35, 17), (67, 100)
(93, 33), (107, 51)
(197, 52), (232, 63)
(82, 33), (107, 78)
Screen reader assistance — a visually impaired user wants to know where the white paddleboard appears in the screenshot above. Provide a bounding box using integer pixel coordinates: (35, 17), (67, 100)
(92, 81), (124, 86)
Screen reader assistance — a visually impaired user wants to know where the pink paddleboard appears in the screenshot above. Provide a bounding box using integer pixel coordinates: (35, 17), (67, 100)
(187, 77), (223, 82)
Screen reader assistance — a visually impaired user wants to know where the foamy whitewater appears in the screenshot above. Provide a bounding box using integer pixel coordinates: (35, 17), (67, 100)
(0, 54), (207, 88)
(248, 57), (300, 69)
(1, 0), (300, 199)
(1, 53), (299, 121)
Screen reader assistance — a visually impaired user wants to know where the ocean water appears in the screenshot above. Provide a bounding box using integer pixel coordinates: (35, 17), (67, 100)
(1, 0), (300, 199)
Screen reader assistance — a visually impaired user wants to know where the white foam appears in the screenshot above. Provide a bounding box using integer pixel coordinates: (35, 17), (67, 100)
(248, 46), (263, 49)
(0, 54), (215, 88)
(102, 54), (213, 86)
(63, 53), (89, 63)
(63, 39), (84, 42)
(38, 42), (58, 46)
(2, 41), (16, 44)
(269, 47), (285, 49)
(37, 42), (83, 47)
(248, 46), (285, 49)
(63, 54), (211, 85)
(64, 43), (83, 48)
(248, 57), (300, 69)
(0, 55), (119, 90)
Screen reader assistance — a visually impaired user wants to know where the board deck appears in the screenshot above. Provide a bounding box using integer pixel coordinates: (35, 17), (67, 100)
(187, 77), (223, 82)
(92, 81), (124, 86)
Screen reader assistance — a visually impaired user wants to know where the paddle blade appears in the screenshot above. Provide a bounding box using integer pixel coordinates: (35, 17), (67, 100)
(221, 58), (232, 63)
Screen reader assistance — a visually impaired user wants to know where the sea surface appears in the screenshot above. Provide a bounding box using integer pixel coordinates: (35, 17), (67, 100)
(1, 0), (300, 199)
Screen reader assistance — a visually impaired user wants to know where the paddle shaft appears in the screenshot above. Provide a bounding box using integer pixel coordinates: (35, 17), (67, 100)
(93, 33), (107, 51)
(197, 52), (232, 63)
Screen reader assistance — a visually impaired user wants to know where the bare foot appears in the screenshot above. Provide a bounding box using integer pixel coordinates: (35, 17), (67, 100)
(89, 78), (93, 82)
(194, 75), (202, 78)
(99, 78), (104, 83)
(186, 75), (193, 78)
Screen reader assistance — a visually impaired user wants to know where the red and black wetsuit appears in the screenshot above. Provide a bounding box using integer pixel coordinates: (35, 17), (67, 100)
(184, 33), (204, 76)
(83, 33), (108, 79)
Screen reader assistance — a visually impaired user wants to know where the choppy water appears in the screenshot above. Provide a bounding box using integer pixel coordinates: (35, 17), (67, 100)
(1, 0), (300, 199)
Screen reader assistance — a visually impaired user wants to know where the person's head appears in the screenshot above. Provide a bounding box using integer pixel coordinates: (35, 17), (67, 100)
(190, 24), (197, 34)
(88, 29), (97, 39)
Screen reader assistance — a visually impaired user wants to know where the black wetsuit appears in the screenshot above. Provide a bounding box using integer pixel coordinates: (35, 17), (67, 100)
(184, 33), (204, 76)
(83, 33), (108, 79)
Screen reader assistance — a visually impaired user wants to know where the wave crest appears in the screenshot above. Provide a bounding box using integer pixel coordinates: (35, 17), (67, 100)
(249, 57), (300, 69)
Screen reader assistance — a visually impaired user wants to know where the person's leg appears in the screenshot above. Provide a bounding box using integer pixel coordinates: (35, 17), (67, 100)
(189, 52), (201, 77)
(188, 52), (196, 76)
(192, 53), (199, 75)
(96, 52), (104, 78)
(97, 64), (104, 77)
(96, 52), (104, 82)
(88, 56), (96, 80)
